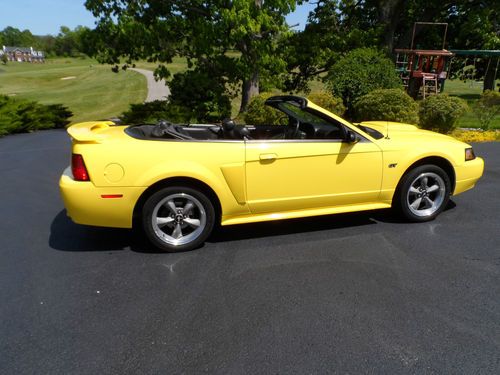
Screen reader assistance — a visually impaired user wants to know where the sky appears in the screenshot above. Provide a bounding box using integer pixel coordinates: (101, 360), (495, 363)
(0, 0), (316, 36)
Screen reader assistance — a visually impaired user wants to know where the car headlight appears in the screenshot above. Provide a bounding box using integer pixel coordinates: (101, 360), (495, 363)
(465, 147), (476, 161)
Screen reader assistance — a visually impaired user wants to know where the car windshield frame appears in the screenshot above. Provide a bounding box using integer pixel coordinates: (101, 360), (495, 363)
(267, 100), (348, 139)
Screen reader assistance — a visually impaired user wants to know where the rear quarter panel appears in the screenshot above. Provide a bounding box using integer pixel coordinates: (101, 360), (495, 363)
(73, 127), (249, 218)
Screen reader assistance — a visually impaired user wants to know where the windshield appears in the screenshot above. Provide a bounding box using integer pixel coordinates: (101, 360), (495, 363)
(276, 102), (344, 128)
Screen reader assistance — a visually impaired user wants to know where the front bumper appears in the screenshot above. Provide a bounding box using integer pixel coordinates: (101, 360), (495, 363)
(59, 167), (146, 228)
(453, 157), (484, 195)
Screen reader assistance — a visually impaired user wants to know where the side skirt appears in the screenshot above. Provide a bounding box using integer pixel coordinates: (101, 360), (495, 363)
(221, 202), (392, 226)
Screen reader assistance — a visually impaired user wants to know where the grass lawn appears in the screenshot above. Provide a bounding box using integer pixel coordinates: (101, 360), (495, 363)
(2, 56), (497, 130)
(443, 79), (500, 129)
(132, 57), (188, 76)
(0, 57), (147, 123)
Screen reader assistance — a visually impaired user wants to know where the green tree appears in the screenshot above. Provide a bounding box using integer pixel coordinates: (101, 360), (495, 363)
(325, 48), (401, 116)
(33, 34), (57, 56)
(283, 1), (380, 91)
(0, 26), (35, 46)
(54, 26), (90, 57)
(84, 0), (301, 113)
(284, 0), (500, 91)
(168, 69), (232, 122)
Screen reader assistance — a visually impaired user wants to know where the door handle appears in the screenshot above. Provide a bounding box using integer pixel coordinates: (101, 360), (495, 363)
(259, 153), (277, 161)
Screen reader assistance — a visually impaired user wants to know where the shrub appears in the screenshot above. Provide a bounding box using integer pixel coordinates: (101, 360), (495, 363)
(325, 48), (401, 116)
(121, 68), (232, 124)
(419, 94), (469, 133)
(120, 100), (206, 124)
(353, 89), (419, 124)
(168, 69), (231, 122)
(121, 100), (164, 124)
(0, 95), (72, 137)
(307, 91), (345, 116)
(244, 93), (287, 125)
(473, 90), (500, 130)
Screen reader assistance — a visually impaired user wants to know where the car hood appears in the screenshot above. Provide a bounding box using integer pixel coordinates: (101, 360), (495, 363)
(359, 121), (461, 143)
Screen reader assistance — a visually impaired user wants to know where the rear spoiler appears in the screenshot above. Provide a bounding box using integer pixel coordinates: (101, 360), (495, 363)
(67, 121), (115, 143)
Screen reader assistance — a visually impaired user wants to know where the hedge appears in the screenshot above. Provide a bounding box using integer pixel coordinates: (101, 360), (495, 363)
(353, 89), (419, 124)
(419, 94), (468, 133)
(0, 95), (72, 137)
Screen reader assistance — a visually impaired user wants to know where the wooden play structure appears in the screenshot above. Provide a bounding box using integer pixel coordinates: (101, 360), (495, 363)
(448, 49), (500, 92)
(394, 22), (454, 98)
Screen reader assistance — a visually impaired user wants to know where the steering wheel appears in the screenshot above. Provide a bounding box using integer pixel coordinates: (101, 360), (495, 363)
(270, 117), (300, 139)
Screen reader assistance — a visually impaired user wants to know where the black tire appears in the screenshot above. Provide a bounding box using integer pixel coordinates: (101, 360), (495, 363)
(395, 164), (451, 222)
(141, 186), (215, 252)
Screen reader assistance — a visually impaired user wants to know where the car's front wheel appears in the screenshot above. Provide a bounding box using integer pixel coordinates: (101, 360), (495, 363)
(396, 165), (451, 222)
(142, 186), (215, 252)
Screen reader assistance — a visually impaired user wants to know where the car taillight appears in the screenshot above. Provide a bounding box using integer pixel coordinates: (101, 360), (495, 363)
(72, 154), (90, 181)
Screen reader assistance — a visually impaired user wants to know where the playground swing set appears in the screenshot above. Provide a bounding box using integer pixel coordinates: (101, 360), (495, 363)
(394, 22), (500, 99)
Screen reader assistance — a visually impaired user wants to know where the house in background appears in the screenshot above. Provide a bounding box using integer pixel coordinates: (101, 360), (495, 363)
(0, 46), (45, 63)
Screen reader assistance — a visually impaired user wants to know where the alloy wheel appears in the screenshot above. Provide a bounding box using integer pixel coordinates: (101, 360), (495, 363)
(406, 172), (446, 217)
(151, 193), (207, 246)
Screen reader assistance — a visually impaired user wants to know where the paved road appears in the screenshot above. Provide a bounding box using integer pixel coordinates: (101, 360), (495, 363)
(130, 68), (170, 102)
(0, 131), (499, 374)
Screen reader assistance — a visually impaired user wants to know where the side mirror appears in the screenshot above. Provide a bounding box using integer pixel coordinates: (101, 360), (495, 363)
(346, 130), (359, 144)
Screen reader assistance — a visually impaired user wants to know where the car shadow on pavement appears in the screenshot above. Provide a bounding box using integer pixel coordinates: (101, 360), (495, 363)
(209, 200), (457, 243)
(368, 199), (457, 224)
(50, 201), (456, 252)
(49, 210), (149, 252)
(208, 211), (379, 243)
(50, 209), (378, 252)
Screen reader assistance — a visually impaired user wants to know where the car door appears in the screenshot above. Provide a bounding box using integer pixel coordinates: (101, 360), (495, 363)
(245, 136), (383, 214)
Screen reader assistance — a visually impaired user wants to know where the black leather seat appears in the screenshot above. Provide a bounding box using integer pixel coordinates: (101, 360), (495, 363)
(221, 119), (252, 140)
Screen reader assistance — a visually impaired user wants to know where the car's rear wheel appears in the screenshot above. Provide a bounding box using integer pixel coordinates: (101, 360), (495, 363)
(142, 186), (215, 252)
(396, 165), (451, 222)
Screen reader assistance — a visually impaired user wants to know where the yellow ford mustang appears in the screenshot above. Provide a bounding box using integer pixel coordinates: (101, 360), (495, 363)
(60, 96), (484, 252)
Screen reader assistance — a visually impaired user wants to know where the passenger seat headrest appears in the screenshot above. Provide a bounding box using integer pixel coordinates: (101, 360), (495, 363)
(222, 118), (236, 131)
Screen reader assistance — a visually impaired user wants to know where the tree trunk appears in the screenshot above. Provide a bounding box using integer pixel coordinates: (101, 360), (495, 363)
(240, 68), (259, 113)
(239, 0), (262, 113)
(378, 0), (405, 52)
(483, 58), (496, 91)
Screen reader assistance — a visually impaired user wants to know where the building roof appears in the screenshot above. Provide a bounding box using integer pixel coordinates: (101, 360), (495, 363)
(2, 46), (44, 57)
(4, 46), (32, 53)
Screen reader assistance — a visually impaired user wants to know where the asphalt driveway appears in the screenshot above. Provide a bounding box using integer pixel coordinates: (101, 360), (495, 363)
(0, 130), (499, 374)
(129, 68), (170, 102)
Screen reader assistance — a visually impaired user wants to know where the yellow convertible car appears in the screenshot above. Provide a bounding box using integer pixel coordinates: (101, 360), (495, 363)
(60, 96), (484, 252)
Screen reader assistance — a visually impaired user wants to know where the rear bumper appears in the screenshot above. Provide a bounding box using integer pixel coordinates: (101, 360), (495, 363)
(59, 167), (145, 228)
(453, 157), (484, 195)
